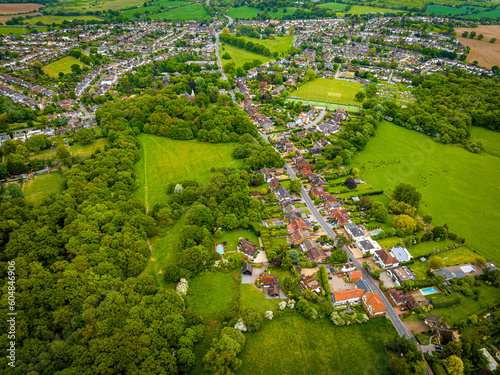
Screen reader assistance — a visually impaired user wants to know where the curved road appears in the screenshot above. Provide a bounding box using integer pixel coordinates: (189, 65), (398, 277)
(214, 15), (236, 102)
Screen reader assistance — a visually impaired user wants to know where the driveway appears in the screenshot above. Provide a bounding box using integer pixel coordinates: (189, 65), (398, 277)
(241, 275), (252, 284)
(379, 271), (397, 289)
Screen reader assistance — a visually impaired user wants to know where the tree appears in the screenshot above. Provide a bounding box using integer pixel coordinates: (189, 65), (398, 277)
(490, 37), (496, 43)
(70, 64), (82, 74)
(355, 92), (365, 102)
(393, 183), (422, 208)
(442, 355), (464, 375)
(242, 308), (263, 331)
(428, 256), (445, 270)
(351, 167), (360, 177)
(461, 31), (469, 37)
(56, 144), (71, 165)
(388, 201), (416, 217)
(304, 69), (316, 82)
(345, 177), (357, 189)
(286, 250), (299, 263)
(475, 255), (485, 266)
(389, 357), (411, 375)
(222, 52), (231, 59)
(477, 34), (484, 40)
(393, 215), (417, 234)
(283, 276), (295, 291)
(431, 226), (447, 241)
(469, 31), (477, 39)
(360, 195), (372, 209)
(289, 178), (302, 193)
(76, 127), (95, 144)
(371, 201), (388, 223)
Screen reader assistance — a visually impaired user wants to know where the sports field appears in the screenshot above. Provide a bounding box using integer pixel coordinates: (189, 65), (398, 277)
(220, 43), (273, 70)
(236, 315), (395, 375)
(0, 27), (47, 35)
(227, 6), (308, 19)
(134, 133), (244, 209)
(348, 5), (403, 15)
(43, 56), (86, 77)
(25, 15), (103, 24)
(121, 1), (189, 18)
(231, 35), (294, 56)
(149, 3), (209, 20)
(23, 171), (64, 202)
(289, 78), (362, 106)
(352, 121), (500, 264)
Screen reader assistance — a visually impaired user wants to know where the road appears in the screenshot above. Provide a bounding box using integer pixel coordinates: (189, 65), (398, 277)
(79, 103), (92, 119)
(306, 108), (326, 130)
(214, 16), (236, 102)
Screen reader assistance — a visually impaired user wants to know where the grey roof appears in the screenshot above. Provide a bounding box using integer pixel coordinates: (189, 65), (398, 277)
(391, 246), (412, 263)
(358, 239), (374, 251)
(355, 280), (369, 294)
(453, 270), (466, 279)
(434, 269), (453, 280)
(344, 223), (365, 238)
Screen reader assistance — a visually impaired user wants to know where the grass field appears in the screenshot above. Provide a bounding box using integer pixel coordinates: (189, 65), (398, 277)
(121, 1), (189, 18)
(426, 5), (485, 15)
(186, 272), (237, 315)
(240, 284), (280, 314)
(318, 2), (348, 11)
(0, 27), (47, 35)
(31, 138), (108, 160)
(289, 78), (362, 106)
(409, 246), (478, 279)
(232, 35), (294, 56)
(404, 281), (499, 326)
(227, 6), (308, 19)
(467, 8), (500, 18)
(43, 56), (86, 77)
(23, 172), (64, 202)
(236, 315), (396, 375)
(470, 127), (500, 156)
(352, 121), (500, 264)
(348, 5), (403, 14)
(377, 237), (460, 258)
(148, 3), (209, 20)
(218, 229), (259, 252)
(25, 15), (103, 24)
(285, 98), (361, 113)
(134, 133), (244, 210)
(220, 43), (274, 70)
(50, 0), (142, 12)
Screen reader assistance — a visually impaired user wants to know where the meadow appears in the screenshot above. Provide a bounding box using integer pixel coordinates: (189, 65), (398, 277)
(43, 56), (86, 77)
(121, 1), (189, 18)
(289, 78), (362, 106)
(469, 126), (500, 156)
(31, 138), (108, 160)
(426, 5), (485, 15)
(0, 27), (47, 35)
(233, 35), (294, 56)
(49, 0), (142, 12)
(236, 315), (396, 375)
(467, 8), (500, 18)
(348, 5), (403, 15)
(134, 133), (244, 210)
(25, 15), (103, 24)
(220, 43), (273, 70)
(148, 3), (209, 20)
(227, 6), (307, 19)
(186, 272), (237, 315)
(23, 171), (64, 202)
(351, 121), (500, 264)
(317, 2), (348, 11)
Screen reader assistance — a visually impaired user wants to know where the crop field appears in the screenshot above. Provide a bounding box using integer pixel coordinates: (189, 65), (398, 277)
(236, 315), (396, 375)
(149, 3), (209, 20)
(25, 15), (103, 24)
(52, 0), (143, 12)
(455, 25), (500, 69)
(318, 2), (348, 11)
(134, 133), (244, 210)
(348, 5), (403, 15)
(352, 121), (500, 265)
(23, 172), (64, 202)
(0, 3), (44, 14)
(220, 43), (273, 70)
(227, 6), (308, 20)
(467, 8), (500, 18)
(121, 1), (189, 18)
(43, 56), (86, 77)
(0, 26), (47, 35)
(232, 35), (294, 56)
(289, 78), (362, 106)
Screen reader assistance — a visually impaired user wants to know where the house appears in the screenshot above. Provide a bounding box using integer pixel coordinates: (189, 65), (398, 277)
(387, 289), (419, 310)
(300, 275), (321, 293)
(387, 266), (415, 286)
(390, 245), (413, 263)
(238, 238), (258, 257)
(424, 315), (457, 345)
(287, 219), (307, 234)
(269, 177), (280, 191)
(260, 274), (278, 287)
(341, 262), (356, 273)
(347, 270), (363, 282)
(288, 228), (310, 245)
(480, 348), (498, 372)
(299, 239), (317, 253)
(242, 263), (253, 276)
(344, 223), (366, 239)
(363, 292), (387, 317)
(331, 209), (349, 226)
(277, 187), (292, 202)
(374, 249), (399, 269)
(356, 237), (382, 255)
(307, 247), (328, 263)
(0, 134), (11, 147)
(332, 288), (364, 307)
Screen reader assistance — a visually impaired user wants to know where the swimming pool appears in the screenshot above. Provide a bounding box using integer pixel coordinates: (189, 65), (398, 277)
(275, 221), (284, 226)
(216, 245), (224, 254)
(420, 287), (439, 295)
(370, 230), (383, 236)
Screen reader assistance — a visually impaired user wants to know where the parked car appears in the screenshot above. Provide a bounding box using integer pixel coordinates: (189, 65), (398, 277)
(400, 307), (408, 311)
(435, 345), (442, 353)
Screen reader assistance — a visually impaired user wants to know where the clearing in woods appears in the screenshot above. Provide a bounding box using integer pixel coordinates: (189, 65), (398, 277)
(455, 25), (500, 69)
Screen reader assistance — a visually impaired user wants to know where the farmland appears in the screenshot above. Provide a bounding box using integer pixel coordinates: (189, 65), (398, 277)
(351, 121), (500, 265)
(470, 126), (500, 156)
(49, 0), (142, 12)
(455, 25), (500, 69)
(134, 133), (244, 210)
(230, 35), (294, 56)
(289, 78), (363, 106)
(227, 6), (308, 19)
(317, 2), (348, 11)
(148, 3), (209, 20)
(348, 5), (403, 15)
(120, 1), (189, 18)
(43, 56), (86, 77)
(236, 315), (396, 375)
(25, 15), (103, 25)
(22, 172), (64, 202)
(219, 43), (274, 70)
(0, 3), (44, 15)
(426, 5), (486, 16)
(0, 26), (47, 35)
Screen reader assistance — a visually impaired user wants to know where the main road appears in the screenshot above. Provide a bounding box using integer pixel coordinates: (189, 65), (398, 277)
(214, 15), (236, 102)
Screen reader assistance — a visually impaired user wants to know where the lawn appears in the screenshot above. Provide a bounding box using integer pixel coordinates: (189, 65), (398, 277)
(31, 138), (108, 160)
(289, 78), (363, 106)
(134, 133), (244, 210)
(219, 43), (274, 70)
(404, 281), (500, 326)
(348, 5), (403, 15)
(149, 3), (209, 20)
(240, 284), (280, 314)
(227, 6), (307, 19)
(23, 171), (64, 202)
(25, 15), (103, 24)
(231, 35), (294, 56)
(43, 56), (87, 78)
(352, 121), (500, 265)
(377, 237), (460, 258)
(0, 27), (47, 35)
(186, 272), (237, 315)
(318, 2), (348, 11)
(285, 98), (361, 113)
(218, 229), (260, 252)
(470, 126), (500, 156)
(236, 315), (396, 375)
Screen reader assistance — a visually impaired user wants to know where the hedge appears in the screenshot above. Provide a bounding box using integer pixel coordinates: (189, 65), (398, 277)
(359, 190), (384, 196)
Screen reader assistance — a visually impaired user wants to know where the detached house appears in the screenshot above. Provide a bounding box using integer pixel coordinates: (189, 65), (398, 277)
(307, 248), (328, 263)
(332, 288), (364, 307)
(374, 249), (399, 269)
(260, 274), (280, 297)
(301, 276), (321, 293)
(363, 292), (387, 317)
(238, 238), (258, 257)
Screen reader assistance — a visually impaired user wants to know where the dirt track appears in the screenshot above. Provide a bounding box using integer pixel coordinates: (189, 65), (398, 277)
(455, 25), (500, 69)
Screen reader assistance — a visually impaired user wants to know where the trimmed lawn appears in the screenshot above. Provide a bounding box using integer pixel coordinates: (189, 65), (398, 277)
(352, 121), (500, 265)
(149, 3), (209, 20)
(134, 133), (244, 209)
(25, 15), (103, 24)
(470, 126), (500, 156)
(404, 281), (500, 327)
(31, 138), (108, 160)
(218, 229), (259, 252)
(43, 56), (87, 77)
(236, 315), (396, 375)
(348, 5), (404, 15)
(377, 237), (459, 258)
(22, 172), (63, 202)
(219, 43), (274, 70)
(289, 78), (363, 106)
(186, 272), (237, 315)
(231, 35), (294, 56)
(121, 1), (188, 18)
(240, 284), (281, 313)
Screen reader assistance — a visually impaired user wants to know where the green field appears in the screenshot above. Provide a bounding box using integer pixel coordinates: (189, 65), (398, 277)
(218, 229), (259, 252)
(48, 0), (143, 12)
(134, 133), (244, 210)
(348, 5), (403, 14)
(220, 43), (274, 70)
(467, 8), (500, 18)
(236, 315), (396, 375)
(187, 272), (237, 315)
(232, 35), (294, 56)
(121, 1), (189, 18)
(318, 2), (348, 11)
(352, 121), (500, 264)
(25, 15), (103, 25)
(240, 284), (280, 314)
(43, 56), (86, 77)
(31, 138), (108, 160)
(285, 98), (361, 113)
(469, 127), (500, 156)
(426, 5), (485, 15)
(227, 6), (308, 19)
(289, 78), (362, 106)
(148, 3), (209, 20)
(378, 237), (461, 258)
(0, 27), (47, 35)
(409, 246), (478, 279)
(23, 172), (64, 202)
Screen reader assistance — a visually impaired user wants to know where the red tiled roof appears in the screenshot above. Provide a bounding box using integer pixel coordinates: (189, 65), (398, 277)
(334, 288), (364, 302)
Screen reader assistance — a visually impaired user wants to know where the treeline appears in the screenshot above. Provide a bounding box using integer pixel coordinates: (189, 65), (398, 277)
(220, 33), (275, 57)
(0, 96), (36, 133)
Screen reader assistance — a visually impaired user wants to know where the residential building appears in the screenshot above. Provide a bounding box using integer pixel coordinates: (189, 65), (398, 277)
(374, 249), (399, 269)
(363, 292), (387, 317)
(387, 266), (415, 286)
(307, 247), (328, 263)
(238, 238), (258, 257)
(390, 245), (412, 263)
(332, 288), (364, 307)
(424, 315), (457, 345)
(347, 270), (362, 282)
(301, 275), (321, 293)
